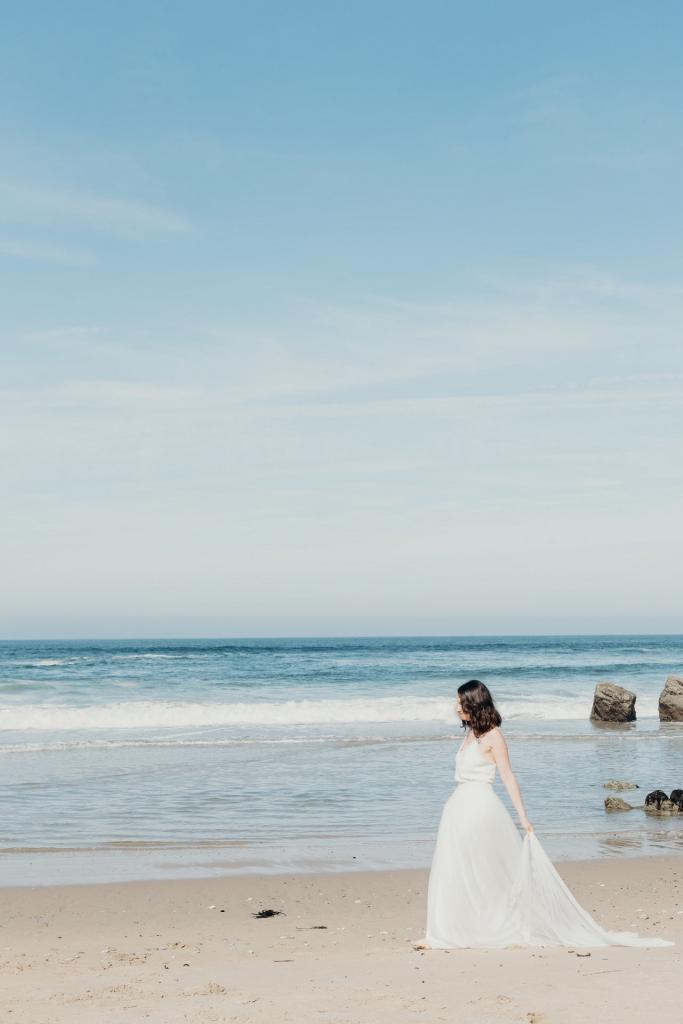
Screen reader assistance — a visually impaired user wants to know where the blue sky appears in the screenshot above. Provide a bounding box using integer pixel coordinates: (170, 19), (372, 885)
(2, 2), (682, 637)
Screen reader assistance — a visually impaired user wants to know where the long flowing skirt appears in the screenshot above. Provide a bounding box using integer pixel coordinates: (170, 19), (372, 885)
(424, 782), (674, 949)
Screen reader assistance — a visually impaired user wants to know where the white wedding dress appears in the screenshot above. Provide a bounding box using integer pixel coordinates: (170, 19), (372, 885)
(422, 730), (674, 949)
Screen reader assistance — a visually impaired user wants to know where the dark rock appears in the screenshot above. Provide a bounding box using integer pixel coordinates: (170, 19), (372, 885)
(644, 790), (676, 814)
(658, 676), (683, 722)
(603, 780), (639, 790)
(604, 796), (634, 811)
(590, 681), (636, 723)
(670, 789), (683, 811)
(252, 909), (285, 918)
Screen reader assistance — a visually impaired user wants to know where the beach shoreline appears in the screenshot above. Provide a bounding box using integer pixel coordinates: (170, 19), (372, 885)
(2, 852), (681, 1023)
(1, 823), (682, 890)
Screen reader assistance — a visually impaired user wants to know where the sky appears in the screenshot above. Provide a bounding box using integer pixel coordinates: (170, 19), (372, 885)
(2, 2), (683, 638)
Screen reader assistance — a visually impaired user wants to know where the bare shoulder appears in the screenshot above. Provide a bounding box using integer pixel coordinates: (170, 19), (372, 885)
(482, 726), (506, 749)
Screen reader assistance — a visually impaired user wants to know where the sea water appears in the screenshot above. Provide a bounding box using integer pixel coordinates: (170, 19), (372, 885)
(1, 635), (682, 886)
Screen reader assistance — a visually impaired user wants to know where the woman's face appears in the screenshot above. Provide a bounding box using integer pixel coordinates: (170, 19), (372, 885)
(455, 695), (470, 721)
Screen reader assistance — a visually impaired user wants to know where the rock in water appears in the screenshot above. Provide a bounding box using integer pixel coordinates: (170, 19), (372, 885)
(604, 796), (634, 811)
(644, 790), (676, 814)
(669, 789), (683, 811)
(658, 675), (683, 722)
(603, 780), (639, 790)
(590, 681), (637, 722)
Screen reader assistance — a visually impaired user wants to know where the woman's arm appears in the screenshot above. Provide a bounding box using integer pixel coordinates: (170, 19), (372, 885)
(484, 728), (533, 832)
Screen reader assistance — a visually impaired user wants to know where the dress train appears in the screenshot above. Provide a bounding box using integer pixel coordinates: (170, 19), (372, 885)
(421, 733), (674, 949)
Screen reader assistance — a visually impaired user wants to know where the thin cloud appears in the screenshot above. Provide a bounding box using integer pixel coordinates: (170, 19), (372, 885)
(0, 181), (191, 236)
(0, 235), (95, 266)
(0, 379), (199, 412)
(499, 74), (586, 128)
(26, 326), (113, 343)
(22, 326), (145, 364)
(261, 385), (683, 420)
(7, 268), (683, 411)
(1, 378), (681, 424)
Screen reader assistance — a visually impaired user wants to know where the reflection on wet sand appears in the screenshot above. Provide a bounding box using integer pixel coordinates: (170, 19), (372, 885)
(598, 829), (683, 856)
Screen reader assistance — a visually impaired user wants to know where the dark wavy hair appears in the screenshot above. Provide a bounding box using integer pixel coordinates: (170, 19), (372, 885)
(457, 679), (502, 737)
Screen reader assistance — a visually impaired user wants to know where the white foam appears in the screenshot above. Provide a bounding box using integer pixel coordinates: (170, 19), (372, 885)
(0, 734), (418, 754)
(502, 696), (659, 719)
(110, 653), (186, 660)
(21, 659), (65, 667)
(0, 693), (662, 731)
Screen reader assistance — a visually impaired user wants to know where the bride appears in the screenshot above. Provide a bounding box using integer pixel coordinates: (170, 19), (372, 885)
(415, 679), (674, 950)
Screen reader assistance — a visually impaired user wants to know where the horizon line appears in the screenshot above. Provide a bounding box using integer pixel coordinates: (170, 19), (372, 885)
(2, 631), (682, 643)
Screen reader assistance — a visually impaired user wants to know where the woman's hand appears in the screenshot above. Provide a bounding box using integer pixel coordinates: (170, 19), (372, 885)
(521, 818), (534, 833)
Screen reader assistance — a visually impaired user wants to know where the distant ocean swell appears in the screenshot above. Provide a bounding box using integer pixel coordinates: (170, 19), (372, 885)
(7, 656), (681, 674)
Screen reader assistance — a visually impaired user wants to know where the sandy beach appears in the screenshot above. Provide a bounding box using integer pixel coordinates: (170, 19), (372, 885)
(1, 854), (680, 1024)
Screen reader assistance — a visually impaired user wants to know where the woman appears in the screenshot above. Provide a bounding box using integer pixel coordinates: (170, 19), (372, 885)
(415, 679), (673, 950)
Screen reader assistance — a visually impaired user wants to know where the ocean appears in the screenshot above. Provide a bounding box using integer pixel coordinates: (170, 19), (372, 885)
(1, 635), (682, 886)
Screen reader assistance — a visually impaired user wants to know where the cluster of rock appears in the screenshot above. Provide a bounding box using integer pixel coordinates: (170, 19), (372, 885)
(593, 680), (682, 815)
(589, 675), (683, 723)
(604, 786), (683, 814)
(644, 789), (683, 814)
